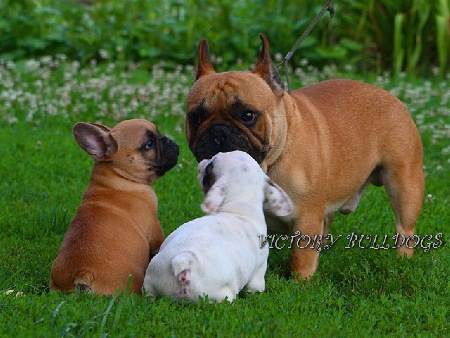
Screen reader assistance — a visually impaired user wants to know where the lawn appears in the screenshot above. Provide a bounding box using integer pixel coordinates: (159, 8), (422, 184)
(0, 57), (449, 337)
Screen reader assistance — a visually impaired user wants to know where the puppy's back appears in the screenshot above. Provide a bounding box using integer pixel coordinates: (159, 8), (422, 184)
(50, 189), (159, 294)
(144, 214), (264, 302)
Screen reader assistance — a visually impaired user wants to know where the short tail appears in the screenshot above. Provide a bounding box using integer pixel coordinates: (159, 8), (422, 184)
(171, 251), (195, 295)
(74, 271), (94, 291)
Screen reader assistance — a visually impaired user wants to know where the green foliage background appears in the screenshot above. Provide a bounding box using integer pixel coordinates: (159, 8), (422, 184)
(0, 0), (449, 76)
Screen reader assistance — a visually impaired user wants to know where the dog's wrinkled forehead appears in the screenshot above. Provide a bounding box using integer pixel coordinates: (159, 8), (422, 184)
(112, 119), (158, 140)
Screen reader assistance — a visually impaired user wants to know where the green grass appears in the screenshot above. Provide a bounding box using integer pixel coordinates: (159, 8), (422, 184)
(0, 59), (449, 337)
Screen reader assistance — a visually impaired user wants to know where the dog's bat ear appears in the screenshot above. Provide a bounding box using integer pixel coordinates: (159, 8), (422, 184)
(263, 178), (294, 217)
(196, 39), (216, 80)
(252, 34), (284, 97)
(73, 122), (118, 161)
(89, 123), (111, 132)
(200, 174), (228, 215)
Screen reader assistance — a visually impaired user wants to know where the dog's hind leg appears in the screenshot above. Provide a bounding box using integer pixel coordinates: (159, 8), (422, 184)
(74, 271), (94, 292)
(381, 158), (424, 258)
(245, 260), (267, 293)
(214, 287), (236, 302)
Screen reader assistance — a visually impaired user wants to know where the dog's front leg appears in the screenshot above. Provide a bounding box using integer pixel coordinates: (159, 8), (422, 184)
(290, 208), (325, 280)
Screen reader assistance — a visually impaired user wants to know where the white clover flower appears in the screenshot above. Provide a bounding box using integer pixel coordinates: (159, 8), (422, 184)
(344, 64), (353, 72)
(99, 49), (109, 60)
(56, 54), (67, 61)
(6, 61), (16, 70)
(6, 116), (18, 124)
(300, 58), (308, 67)
(107, 63), (116, 72)
(72, 60), (80, 71)
(40, 56), (52, 65)
(25, 60), (40, 71)
(4, 289), (24, 297)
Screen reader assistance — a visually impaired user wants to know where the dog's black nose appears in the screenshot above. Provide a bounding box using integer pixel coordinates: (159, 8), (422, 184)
(211, 125), (231, 145)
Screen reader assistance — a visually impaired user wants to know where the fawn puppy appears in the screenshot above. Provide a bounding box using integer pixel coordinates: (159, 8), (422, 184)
(50, 119), (179, 294)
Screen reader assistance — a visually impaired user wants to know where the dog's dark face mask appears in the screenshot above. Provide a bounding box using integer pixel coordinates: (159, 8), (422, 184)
(192, 120), (266, 164)
(154, 136), (179, 177)
(139, 130), (180, 177)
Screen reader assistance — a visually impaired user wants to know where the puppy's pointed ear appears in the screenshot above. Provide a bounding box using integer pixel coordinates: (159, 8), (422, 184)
(252, 34), (284, 97)
(73, 122), (118, 161)
(263, 178), (294, 217)
(89, 123), (111, 133)
(196, 39), (216, 80)
(201, 174), (228, 214)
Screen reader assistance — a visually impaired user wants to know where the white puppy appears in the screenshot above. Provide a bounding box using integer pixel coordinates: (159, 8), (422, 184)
(143, 150), (293, 302)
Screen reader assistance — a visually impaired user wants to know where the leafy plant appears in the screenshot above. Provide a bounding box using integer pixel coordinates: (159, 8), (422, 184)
(0, 0), (447, 76)
(436, 0), (450, 76)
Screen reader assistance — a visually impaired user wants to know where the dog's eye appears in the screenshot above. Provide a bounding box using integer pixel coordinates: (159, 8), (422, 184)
(240, 111), (258, 126)
(144, 139), (154, 150)
(189, 111), (203, 128)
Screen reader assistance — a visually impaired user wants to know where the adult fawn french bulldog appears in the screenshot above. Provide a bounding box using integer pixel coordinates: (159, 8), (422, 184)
(185, 34), (424, 280)
(50, 119), (179, 294)
(143, 151), (293, 302)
